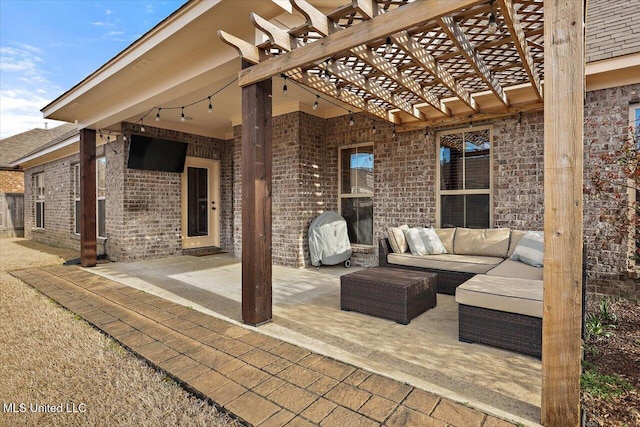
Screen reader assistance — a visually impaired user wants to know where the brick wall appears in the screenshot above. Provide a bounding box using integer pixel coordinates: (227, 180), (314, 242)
(583, 83), (640, 298)
(111, 123), (233, 262)
(0, 170), (24, 193)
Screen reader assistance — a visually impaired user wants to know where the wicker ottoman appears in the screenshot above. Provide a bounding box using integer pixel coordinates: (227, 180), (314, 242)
(340, 267), (437, 324)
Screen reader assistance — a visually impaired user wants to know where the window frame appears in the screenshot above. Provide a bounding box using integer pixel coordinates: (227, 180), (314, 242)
(73, 157), (106, 238)
(435, 125), (493, 228)
(338, 142), (374, 247)
(33, 172), (45, 229)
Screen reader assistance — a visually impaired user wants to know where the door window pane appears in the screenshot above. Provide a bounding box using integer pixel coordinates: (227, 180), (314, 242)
(187, 167), (208, 237)
(466, 194), (490, 228)
(440, 133), (463, 191)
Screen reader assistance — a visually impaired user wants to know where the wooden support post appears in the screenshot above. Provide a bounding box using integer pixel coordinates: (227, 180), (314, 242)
(241, 60), (272, 326)
(542, 0), (585, 425)
(80, 128), (97, 268)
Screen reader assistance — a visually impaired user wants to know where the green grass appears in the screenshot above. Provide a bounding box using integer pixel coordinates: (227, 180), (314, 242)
(581, 367), (633, 400)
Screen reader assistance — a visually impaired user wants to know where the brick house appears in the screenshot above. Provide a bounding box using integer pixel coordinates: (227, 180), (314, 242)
(10, 0), (639, 299)
(0, 123), (76, 237)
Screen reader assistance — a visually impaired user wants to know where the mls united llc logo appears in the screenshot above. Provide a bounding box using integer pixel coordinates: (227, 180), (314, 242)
(3, 402), (87, 413)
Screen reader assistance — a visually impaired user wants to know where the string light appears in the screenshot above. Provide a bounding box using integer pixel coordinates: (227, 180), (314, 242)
(155, 108), (161, 122)
(282, 75), (288, 97)
(372, 121), (377, 134)
(140, 120), (145, 132)
(208, 96), (213, 113)
(392, 125), (396, 138)
(181, 107), (186, 122)
(349, 111), (355, 126)
(313, 95), (319, 110)
(488, 0), (497, 34)
(385, 36), (393, 55)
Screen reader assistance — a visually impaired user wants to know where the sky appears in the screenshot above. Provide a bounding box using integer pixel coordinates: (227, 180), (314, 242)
(0, 0), (185, 139)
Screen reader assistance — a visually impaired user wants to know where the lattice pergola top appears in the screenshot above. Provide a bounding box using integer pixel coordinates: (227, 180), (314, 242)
(220, 0), (544, 126)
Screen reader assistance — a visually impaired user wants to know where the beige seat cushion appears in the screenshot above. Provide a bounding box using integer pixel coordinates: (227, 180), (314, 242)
(454, 228), (511, 258)
(486, 259), (543, 281)
(455, 275), (543, 318)
(387, 253), (503, 274)
(434, 228), (456, 254)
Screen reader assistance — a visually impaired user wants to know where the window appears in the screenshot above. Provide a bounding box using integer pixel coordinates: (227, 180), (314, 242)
(629, 103), (639, 273)
(73, 157), (106, 237)
(437, 126), (492, 228)
(339, 143), (374, 246)
(33, 173), (45, 228)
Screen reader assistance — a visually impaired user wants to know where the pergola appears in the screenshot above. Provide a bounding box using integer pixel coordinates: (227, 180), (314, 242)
(78, 0), (585, 424)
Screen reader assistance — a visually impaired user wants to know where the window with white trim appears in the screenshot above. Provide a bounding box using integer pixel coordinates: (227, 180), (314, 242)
(338, 143), (374, 246)
(437, 126), (492, 228)
(73, 157), (106, 237)
(33, 173), (45, 229)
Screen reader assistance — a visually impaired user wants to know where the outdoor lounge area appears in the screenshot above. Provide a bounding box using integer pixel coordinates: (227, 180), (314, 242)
(87, 253), (542, 424)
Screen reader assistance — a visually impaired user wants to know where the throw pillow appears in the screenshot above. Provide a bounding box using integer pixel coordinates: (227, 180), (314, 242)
(510, 231), (544, 267)
(404, 227), (447, 256)
(387, 225), (410, 253)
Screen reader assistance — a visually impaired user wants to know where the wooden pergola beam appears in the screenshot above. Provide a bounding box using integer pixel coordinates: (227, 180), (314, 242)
(238, 0), (484, 87)
(498, 0), (543, 101)
(79, 128), (97, 268)
(350, 45), (450, 116)
(392, 31), (479, 112)
(542, 0), (584, 425)
(439, 16), (510, 107)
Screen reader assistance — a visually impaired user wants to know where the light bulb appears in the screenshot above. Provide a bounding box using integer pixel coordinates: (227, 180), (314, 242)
(488, 13), (497, 34)
(313, 96), (319, 110)
(372, 122), (377, 134)
(140, 125), (145, 133)
(181, 107), (186, 122)
(208, 97), (213, 113)
(385, 36), (392, 55)
(155, 109), (161, 122)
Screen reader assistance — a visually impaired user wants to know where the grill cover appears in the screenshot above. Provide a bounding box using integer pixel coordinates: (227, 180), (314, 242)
(308, 211), (352, 267)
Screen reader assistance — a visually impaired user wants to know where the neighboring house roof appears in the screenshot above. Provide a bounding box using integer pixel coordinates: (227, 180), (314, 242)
(586, 0), (640, 63)
(0, 123), (77, 168)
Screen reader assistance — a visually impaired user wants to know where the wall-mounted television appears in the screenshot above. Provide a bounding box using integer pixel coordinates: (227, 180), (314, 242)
(127, 134), (187, 172)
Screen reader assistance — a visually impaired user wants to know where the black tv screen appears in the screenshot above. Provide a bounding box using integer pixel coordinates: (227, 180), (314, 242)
(127, 134), (187, 172)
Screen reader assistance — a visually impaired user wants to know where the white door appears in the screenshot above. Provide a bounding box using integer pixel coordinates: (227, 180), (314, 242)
(182, 157), (220, 248)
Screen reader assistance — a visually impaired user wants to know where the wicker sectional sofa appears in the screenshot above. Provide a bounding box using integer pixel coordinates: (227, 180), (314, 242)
(379, 227), (545, 357)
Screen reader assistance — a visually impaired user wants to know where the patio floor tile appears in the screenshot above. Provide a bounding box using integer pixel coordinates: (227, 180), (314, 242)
(253, 376), (286, 397)
(262, 357), (292, 375)
(483, 416), (518, 427)
(209, 381), (247, 406)
(225, 391), (280, 426)
(324, 383), (371, 412)
(300, 397), (337, 424)
(267, 382), (317, 414)
(308, 357), (355, 381)
(403, 388), (440, 414)
(188, 369), (229, 395)
(258, 408), (296, 427)
(239, 347), (280, 368)
(431, 399), (486, 427)
(225, 363), (271, 389)
(284, 416), (317, 427)
(137, 340), (180, 365)
(186, 345), (234, 369)
(359, 374), (412, 403)
(306, 375), (339, 395)
(385, 406), (446, 427)
(277, 364), (324, 389)
(269, 342), (310, 362)
(319, 406), (377, 427)
(343, 369), (371, 387)
(358, 395), (398, 423)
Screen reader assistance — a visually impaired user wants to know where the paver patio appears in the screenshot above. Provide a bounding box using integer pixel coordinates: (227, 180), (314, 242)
(11, 265), (519, 427)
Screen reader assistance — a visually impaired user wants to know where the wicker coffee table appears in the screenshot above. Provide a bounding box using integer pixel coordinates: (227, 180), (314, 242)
(340, 267), (437, 324)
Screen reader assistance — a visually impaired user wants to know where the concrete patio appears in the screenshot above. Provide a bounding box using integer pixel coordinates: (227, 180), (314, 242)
(82, 253), (542, 425)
